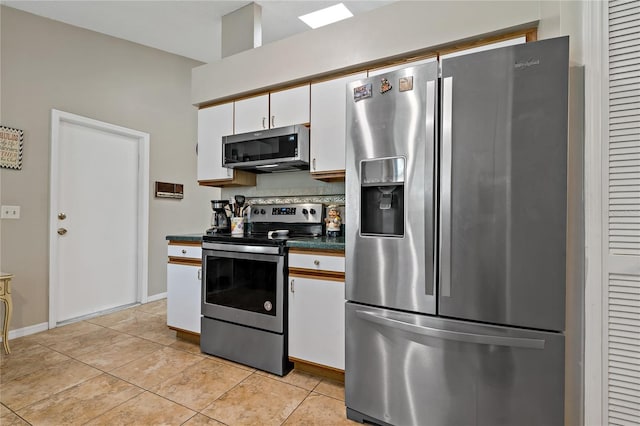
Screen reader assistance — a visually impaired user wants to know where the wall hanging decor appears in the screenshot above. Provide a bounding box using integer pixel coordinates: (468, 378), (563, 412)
(155, 181), (184, 199)
(0, 126), (24, 170)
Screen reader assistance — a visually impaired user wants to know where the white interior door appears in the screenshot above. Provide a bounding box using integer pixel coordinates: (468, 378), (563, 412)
(50, 110), (149, 326)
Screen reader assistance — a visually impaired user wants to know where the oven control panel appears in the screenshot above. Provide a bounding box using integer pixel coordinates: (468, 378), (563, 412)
(250, 203), (324, 224)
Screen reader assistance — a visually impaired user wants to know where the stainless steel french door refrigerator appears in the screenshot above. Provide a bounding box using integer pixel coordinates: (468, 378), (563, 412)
(345, 37), (569, 426)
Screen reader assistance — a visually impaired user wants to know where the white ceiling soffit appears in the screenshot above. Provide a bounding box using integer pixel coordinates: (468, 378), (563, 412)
(1, 1), (395, 64)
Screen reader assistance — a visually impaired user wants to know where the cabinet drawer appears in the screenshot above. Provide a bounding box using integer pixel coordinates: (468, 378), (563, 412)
(168, 244), (202, 259)
(289, 251), (344, 273)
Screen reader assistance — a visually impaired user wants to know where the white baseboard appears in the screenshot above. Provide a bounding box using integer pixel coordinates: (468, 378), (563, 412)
(146, 292), (167, 303)
(1, 295), (167, 342)
(0, 322), (49, 342)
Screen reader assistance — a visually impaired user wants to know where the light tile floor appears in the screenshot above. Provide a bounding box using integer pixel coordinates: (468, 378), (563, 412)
(0, 300), (355, 425)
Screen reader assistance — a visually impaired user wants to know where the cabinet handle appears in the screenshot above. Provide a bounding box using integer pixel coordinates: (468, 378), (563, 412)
(314, 259), (320, 266)
(290, 279), (295, 293)
(262, 117), (266, 129)
(271, 115), (276, 127)
(198, 268), (202, 280)
(312, 158), (316, 171)
(181, 249), (187, 254)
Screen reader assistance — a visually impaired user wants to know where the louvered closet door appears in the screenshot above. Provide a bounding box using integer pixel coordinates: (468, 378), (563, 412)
(607, 1), (640, 424)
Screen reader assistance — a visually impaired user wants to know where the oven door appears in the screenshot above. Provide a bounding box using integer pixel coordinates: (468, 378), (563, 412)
(202, 243), (285, 334)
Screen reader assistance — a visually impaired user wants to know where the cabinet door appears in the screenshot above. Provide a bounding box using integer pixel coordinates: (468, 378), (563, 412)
(288, 276), (345, 369)
(167, 263), (201, 334)
(197, 103), (233, 181)
(270, 85), (310, 129)
(310, 73), (366, 173)
(234, 94), (269, 134)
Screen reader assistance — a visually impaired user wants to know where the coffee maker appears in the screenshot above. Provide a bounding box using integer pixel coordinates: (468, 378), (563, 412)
(207, 200), (231, 234)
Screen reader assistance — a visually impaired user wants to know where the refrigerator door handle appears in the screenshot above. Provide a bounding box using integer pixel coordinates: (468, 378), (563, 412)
(356, 310), (546, 350)
(425, 79), (436, 296)
(440, 76), (453, 297)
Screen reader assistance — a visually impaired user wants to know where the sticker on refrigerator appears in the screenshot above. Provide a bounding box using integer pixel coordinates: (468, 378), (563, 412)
(354, 83), (373, 102)
(399, 76), (414, 92)
(380, 78), (393, 94)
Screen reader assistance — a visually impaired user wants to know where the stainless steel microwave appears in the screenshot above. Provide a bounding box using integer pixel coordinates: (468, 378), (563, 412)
(222, 124), (310, 173)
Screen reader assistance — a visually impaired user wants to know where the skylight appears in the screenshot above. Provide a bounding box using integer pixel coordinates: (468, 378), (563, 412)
(298, 3), (354, 29)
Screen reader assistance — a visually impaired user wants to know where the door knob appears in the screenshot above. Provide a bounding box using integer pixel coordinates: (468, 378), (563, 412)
(58, 213), (67, 220)
(57, 228), (67, 235)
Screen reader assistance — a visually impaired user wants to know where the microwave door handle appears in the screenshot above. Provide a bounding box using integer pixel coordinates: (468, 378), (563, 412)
(356, 310), (545, 350)
(440, 76), (453, 298)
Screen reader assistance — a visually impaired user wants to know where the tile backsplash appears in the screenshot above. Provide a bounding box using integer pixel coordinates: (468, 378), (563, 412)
(221, 171), (346, 230)
(220, 171), (344, 200)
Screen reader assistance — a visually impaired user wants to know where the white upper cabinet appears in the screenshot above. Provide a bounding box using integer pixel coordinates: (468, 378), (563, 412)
(197, 103), (234, 181)
(269, 85), (310, 129)
(234, 94), (269, 134)
(234, 85), (310, 134)
(310, 72), (366, 176)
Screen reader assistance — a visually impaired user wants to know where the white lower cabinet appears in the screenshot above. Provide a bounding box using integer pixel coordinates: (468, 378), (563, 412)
(288, 274), (345, 370)
(167, 262), (201, 334)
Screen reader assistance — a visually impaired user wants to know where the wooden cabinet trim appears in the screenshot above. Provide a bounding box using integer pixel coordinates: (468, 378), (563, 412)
(168, 257), (202, 266)
(289, 357), (345, 382)
(168, 241), (201, 247)
(198, 28), (537, 110)
(289, 269), (345, 281)
(198, 169), (256, 188)
(169, 327), (201, 340)
(310, 170), (345, 182)
(270, 82), (311, 95)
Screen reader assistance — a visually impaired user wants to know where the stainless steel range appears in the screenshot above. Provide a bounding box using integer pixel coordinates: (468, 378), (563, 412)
(200, 203), (323, 376)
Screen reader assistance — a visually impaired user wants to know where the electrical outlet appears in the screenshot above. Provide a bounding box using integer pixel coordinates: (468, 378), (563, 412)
(1, 205), (20, 219)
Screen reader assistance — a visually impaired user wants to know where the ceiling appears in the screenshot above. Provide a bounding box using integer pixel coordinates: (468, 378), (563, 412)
(1, 1), (394, 64)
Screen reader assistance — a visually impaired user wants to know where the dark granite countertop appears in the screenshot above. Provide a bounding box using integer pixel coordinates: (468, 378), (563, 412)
(286, 236), (345, 251)
(165, 234), (203, 242)
(165, 233), (344, 251)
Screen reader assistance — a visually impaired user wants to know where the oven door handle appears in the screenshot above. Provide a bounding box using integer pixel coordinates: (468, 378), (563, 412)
(203, 248), (283, 263)
(202, 242), (282, 255)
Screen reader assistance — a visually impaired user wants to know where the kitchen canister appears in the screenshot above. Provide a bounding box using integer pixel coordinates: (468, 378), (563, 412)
(231, 217), (244, 235)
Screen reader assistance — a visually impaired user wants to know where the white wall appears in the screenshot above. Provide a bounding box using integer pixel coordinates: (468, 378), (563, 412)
(193, 1), (546, 105)
(0, 6), (219, 331)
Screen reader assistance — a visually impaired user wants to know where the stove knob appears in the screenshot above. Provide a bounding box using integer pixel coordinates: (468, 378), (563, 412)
(310, 208), (316, 215)
(302, 209), (309, 215)
(253, 209), (260, 215)
(260, 209), (266, 215)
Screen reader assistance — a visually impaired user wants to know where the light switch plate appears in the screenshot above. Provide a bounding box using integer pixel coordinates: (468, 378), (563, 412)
(1, 205), (20, 219)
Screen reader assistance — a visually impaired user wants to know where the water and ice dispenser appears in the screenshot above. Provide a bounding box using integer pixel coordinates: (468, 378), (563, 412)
(360, 157), (405, 237)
